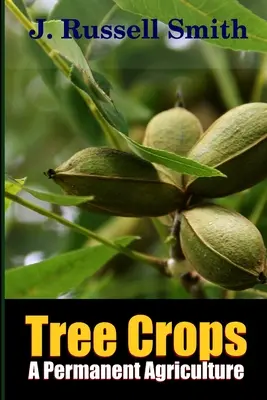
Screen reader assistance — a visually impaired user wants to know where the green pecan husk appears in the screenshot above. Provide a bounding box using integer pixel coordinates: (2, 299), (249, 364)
(143, 107), (203, 157)
(46, 147), (185, 217)
(180, 203), (267, 291)
(184, 102), (267, 198)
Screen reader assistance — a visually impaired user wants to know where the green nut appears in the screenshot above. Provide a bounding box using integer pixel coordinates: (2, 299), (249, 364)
(143, 107), (203, 193)
(180, 204), (267, 291)
(143, 107), (203, 157)
(46, 147), (185, 218)
(184, 102), (267, 198)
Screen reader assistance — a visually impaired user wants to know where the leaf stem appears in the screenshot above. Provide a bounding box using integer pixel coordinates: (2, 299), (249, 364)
(5, 0), (69, 76)
(5, 191), (169, 275)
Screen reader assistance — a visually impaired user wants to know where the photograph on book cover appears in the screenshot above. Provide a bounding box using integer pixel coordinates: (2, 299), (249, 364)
(4, 0), (267, 301)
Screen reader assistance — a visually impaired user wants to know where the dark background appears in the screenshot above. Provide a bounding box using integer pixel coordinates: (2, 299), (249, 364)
(5, 299), (267, 395)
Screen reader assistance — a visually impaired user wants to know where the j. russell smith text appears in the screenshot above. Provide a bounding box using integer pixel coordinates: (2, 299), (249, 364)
(29, 18), (248, 40)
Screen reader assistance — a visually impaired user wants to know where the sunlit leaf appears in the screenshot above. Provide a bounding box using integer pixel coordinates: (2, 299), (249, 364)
(5, 177), (27, 211)
(114, 0), (267, 53)
(5, 177), (94, 207)
(5, 236), (137, 299)
(25, 187), (94, 206)
(36, 20), (93, 78)
(48, 0), (115, 53)
(117, 132), (226, 177)
(70, 65), (128, 134)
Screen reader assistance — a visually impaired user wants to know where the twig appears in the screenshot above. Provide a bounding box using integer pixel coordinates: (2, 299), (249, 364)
(168, 211), (185, 260)
(5, 191), (170, 276)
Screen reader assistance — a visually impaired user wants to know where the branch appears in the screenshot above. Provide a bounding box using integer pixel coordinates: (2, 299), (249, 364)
(5, 191), (170, 276)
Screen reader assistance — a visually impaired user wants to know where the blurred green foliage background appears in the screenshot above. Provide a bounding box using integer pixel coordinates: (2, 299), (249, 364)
(5, 0), (267, 299)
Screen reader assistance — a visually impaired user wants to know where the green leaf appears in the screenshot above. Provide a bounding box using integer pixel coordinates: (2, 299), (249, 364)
(29, 20), (129, 135)
(48, 0), (139, 59)
(114, 0), (267, 53)
(92, 70), (112, 96)
(77, 274), (113, 299)
(40, 20), (116, 110)
(40, 20), (94, 78)
(117, 132), (226, 177)
(24, 31), (105, 145)
(5, 176), (94, 207)
(14, 0), (28, 15)
(5, 177), (27, 211)
(5, 236), (137, 299)
(24, 188), (94, 207)
(238, 0), (267, 22)
(23, 2), (129, 139)
(70, 65), (128, 134)
(48, 0), (115, 53)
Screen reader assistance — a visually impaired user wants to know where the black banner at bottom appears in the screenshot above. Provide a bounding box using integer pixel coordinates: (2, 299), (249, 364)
(5, 299), (267, 395)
